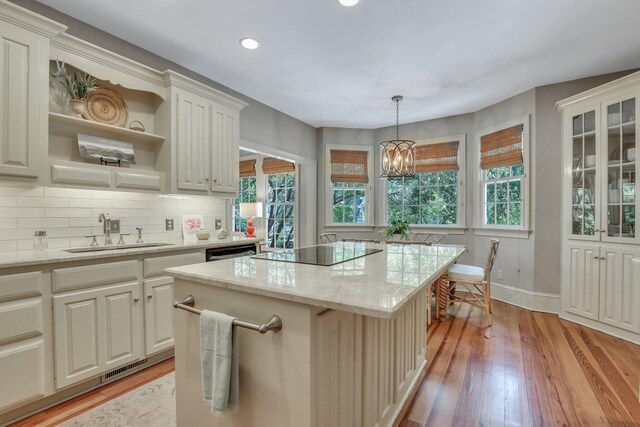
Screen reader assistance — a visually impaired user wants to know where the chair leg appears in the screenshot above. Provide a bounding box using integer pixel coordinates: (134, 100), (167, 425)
(483, 282), (492, 326)
(438, 273), (448, 321)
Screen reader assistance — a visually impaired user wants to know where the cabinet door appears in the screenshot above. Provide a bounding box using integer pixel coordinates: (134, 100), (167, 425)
(0, 339), (46, 411)
(0, 22), (47, 178)
(53, 282), (143, 389)
(601, 96), (638, 244)
(566, 107), (601, 241)
(210, 103), (239, 194)
(176, 91), (210, 191)
(599, 246), (640, 333)
(566, 243), (600, 320)
(143, 276), (174, 356)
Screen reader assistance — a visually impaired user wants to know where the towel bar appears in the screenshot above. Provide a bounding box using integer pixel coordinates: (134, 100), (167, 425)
(173, 295), (283, 334)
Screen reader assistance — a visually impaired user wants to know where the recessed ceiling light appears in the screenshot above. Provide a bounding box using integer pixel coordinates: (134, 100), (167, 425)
(240, 38), (259, 50)
(339, 0), (359, 6)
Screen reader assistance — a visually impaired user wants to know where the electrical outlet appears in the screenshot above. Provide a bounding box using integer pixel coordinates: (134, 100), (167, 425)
(165, 218), (174, 231)
(214, 218), (222, 230)
(109, 219), (120, 234)
(495, 269), (504, 280)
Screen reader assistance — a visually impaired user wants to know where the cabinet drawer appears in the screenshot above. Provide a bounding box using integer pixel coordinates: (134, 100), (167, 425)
(0, 299), (42, 344)
(0, 271), (42, 301)
(53, 260), (139, 293)
(0, 339), (46, 411)
(143, 252), (203, 277)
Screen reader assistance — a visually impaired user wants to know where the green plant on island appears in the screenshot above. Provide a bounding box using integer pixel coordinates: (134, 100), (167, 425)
(385, 220), (411, 240)
(51, 60), (96, 100)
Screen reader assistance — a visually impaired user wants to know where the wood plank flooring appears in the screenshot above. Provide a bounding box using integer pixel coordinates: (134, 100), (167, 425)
(10, 301), (640, 427)
(400, 300), (640, 427)
(11, 358), (175, 427)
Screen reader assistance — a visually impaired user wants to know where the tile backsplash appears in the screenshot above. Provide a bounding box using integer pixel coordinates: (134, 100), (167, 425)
(0, 185), (226, 252)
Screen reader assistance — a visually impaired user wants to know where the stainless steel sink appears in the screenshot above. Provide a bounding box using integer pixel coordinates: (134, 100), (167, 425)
(63, 243), (175, 253)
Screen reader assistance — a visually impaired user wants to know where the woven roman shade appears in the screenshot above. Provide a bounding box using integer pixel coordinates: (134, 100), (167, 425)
(414, 141), (459, 173)
(330, 150), (369, 183)
(480, 124), (524, 169)
(262, 157), (295, 174)
(239, 159), (256, 177)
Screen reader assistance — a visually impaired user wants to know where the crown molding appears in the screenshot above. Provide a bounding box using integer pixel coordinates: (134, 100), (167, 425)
(163, 70), (248, 111)
(0, 0), (66, 38)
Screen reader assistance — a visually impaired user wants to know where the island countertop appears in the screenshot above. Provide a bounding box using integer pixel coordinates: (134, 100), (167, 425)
(166, 242), (465, 319)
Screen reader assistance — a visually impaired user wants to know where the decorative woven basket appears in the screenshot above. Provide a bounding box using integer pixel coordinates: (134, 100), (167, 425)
(84, 87), (128, 127)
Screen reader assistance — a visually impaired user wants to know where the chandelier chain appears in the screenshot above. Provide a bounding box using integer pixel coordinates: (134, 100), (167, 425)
(395, 98), (400, 140)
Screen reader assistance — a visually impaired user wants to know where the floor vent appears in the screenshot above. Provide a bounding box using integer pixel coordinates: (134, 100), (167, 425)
(102, 359), (149, 383)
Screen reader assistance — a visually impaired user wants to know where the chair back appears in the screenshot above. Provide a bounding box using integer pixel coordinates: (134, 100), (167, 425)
(483, 239), (500, 282)
(342, 238), (381, 243)
(320, 233), (337, 244)
(414, 232), (448, 244)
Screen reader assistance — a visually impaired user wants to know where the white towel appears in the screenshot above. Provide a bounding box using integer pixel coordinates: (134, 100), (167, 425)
(200, 310), (239, 416)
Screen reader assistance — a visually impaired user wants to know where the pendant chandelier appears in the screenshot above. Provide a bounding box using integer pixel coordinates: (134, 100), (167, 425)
(380, 95), (416, 179)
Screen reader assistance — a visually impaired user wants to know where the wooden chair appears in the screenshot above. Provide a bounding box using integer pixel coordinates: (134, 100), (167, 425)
(320, 233), (337, 244)
(442, 239), (499, 324)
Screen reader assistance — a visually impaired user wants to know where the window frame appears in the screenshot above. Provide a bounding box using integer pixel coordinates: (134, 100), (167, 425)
(231, 175), (258, 233)
(474, 115), (531, 235)
(325, 144), (375, 228)
(381, 134), (466, 229)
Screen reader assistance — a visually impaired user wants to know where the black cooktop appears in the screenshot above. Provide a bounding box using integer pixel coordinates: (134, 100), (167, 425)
(252, 245), (382, 266)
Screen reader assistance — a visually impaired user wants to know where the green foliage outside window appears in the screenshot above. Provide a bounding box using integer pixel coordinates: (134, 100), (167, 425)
(266, 172), (295, 249)
(332, 182), (367, 223)
(232, 177), (257, 232)
(387, 171), (458, 225)
(484, 165), (523, 226)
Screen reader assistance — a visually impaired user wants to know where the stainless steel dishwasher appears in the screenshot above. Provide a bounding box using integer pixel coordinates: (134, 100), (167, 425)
(205, 243), (257, 261)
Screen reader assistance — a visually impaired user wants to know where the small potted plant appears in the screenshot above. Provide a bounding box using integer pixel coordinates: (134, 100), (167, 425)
(385, 220), (411, 241)
(51, 60), (96, 117)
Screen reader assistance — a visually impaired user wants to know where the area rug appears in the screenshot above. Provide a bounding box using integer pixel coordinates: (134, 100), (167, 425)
(58, 373), (176, 426)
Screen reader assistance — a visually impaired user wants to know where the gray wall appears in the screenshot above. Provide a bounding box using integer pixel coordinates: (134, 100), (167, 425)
(11, 0), (318, 161)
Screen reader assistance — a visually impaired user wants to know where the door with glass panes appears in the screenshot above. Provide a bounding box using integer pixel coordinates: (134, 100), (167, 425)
(601, 96), (637, 244)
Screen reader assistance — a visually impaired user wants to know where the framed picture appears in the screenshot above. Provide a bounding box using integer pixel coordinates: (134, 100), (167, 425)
(182, 215), (204, 240)
(78, 133), (136, 165)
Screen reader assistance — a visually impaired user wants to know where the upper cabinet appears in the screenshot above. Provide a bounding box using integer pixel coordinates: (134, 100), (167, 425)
(0, 1), (65, 180)
(161, 72), (246, 195)
(558, 75), (639, 245)
(0, 1), (246, 195)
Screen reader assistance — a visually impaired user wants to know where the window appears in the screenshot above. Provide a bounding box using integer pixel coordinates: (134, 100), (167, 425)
(232, 160), (257, 233)
(263, 157), (296, 249)
(476, 117), (529, 231)
(327, 148), (372, 225)
(385, 136), (464, 226)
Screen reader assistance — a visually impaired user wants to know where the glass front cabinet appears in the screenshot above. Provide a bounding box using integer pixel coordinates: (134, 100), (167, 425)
(558, 75), (640, 338)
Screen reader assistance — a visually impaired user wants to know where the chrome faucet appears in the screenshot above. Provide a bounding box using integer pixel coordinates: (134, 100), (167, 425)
(98, 213), (112, 245)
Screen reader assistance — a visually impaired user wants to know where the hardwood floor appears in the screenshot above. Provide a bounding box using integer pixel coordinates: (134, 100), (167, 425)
(400, 300), (640, 427)
(10, 301), (640, 427)
(11, 358), (175, 427)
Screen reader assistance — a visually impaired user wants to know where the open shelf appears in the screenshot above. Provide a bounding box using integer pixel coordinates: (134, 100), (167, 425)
(49, 112), (165, 145)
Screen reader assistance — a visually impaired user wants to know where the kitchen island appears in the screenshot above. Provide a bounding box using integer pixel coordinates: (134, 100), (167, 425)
(166, 242), (465, 427)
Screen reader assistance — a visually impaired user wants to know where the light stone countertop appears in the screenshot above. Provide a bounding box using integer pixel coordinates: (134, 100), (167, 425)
(167, 242), (466, 319)
(0, 236), (261, 270)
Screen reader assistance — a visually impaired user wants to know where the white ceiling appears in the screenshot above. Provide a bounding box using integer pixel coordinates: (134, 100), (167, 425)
(37, 0), (640, 128)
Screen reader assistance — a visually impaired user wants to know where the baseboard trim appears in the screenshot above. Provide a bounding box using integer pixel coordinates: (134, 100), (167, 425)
(490, 282), (560, 314)
(559, 312), (640, 345)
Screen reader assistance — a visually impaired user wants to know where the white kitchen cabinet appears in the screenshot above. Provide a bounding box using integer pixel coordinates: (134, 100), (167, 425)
(210, 103), (240, 194)
(53, 281), (143, 389)
(164, 71), (247, 195)
(143, 276), (174, 356)
(175, 90), (210, 191)
(558, 72), (640, 342)
(0, 339), (46, 412)
(0, 2), (64, 179)
(566, 243), (600, 320)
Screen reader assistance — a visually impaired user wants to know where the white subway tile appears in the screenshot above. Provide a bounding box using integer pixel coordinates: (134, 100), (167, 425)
(69, 218), (97, 227)
(45, 187), (92, 198)
(17, 218), (70, 228)
(0, 185), (44, 197)
(0, 229), (37, 241)
(0, 241), (18, 252)
(0, 218), (16, 229)
(70, 198), (111, 208)
(46, 208), (92, 218)
(0, 196), (16, 207)
(17, 197), (69, 208)
(91, 208), (131, 218)
(0, 207), (45, 218)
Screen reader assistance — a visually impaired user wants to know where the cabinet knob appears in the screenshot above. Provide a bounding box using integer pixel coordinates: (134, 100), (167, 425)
(134, 298), (139, 302)
(147, 295), (153, 299)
